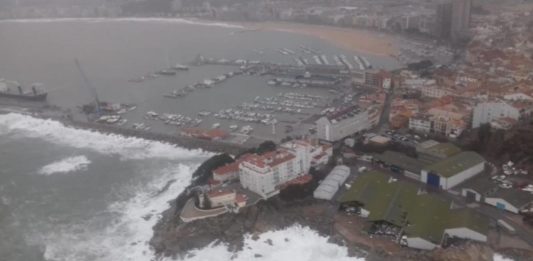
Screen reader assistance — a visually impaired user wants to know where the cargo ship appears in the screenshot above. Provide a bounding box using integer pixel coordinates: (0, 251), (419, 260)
(0, 81), (47, 101)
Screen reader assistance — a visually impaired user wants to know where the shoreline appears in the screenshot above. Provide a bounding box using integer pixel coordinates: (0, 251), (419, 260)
(0, 16), (398, 57)
(236, 21), (398, 57)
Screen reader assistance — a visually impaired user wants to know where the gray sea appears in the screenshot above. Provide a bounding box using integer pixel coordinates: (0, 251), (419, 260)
(0, 18), (400, 261)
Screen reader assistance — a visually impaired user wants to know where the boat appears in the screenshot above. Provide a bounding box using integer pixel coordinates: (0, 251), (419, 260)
(164, 89), (186, 98)
(198, 111), (211, 117)
(230, 125), (238, 130)
(267, 80), (277, 86)
(0, 82), (47, 101)
(156, 70), (176, 76)
(212, 123), (220, 129)
(203, 79), (215, 87)
(172, 64), (189, 71)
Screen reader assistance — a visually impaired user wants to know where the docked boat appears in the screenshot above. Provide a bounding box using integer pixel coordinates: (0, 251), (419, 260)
(156, 70), (176, 76)
(0, 81), (47, 101)
(212, 123), (220, 129)
(230, 125), (238, 130)
(172, 64), (189, 71)
(198, 111), (211, 117)
(164, 89), (186, 98)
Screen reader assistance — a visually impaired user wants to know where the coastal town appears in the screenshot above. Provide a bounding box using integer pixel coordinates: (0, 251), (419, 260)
(2, 0), (533, 260)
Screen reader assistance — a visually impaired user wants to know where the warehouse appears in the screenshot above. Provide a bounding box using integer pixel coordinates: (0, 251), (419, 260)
(416, 141), (461, 164)
(485, 190), (533, 214)
(460, 175), (533, 214)
(373, 150), (429, 180)
(313, 165), (350, 200)
(421, 151), (485, 190)
(339, 171), (489, 250)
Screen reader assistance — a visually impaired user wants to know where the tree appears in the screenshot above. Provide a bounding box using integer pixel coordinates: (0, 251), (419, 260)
(191, 153), (234, 187)
(256, 140), (276, 154)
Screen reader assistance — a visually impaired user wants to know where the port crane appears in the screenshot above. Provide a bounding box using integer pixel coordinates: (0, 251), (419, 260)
(74, 58), (101, 116)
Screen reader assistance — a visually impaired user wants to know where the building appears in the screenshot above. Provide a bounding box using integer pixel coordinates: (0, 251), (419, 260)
(239, 149), (299, 199)
(421, 85), (451, 98)
(206, 190), (237, 208)
(373, 151), (428, 180)
(472, 101), (521, 128)
(316, 106), (370, 142)
(434, 2), (452, 39)
(421, 151), (485, 190)
(339, 171), (489, 250)
(450, 0), (472, 42)
(460, 176), (533, 214)
(313, 165), (350, 200)
(239, 140), (328, 199)
(212, 162), (239, 183)
(409, 113), (433, 134)
(416, 141), (461, 163)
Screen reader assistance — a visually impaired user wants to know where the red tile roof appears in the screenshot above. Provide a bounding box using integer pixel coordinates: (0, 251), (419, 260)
(242, 149), (296, 170)
(213, 162), (239, 176)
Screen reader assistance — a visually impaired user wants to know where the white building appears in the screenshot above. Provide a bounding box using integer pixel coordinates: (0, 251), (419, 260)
(472, 101), (520, 128)
(239, 140), (328, 199)
(316, 106), (370, 142)
(504, 93), (533, 101)
(421, 85), (449, 98)
(409, 114), (433, 133)
(420, 151), (485, 190)
(313, 165), (350, 200)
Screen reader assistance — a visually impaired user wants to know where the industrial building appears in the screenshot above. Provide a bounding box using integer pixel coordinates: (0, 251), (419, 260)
(373, 141), (484, 190)
(421, 151), (485, 190)
(339, 171), (489, 250)
(372, 150), (427, 180)
(313, 165), (350, 200)
(416, 141), (461, 163)
(316, 105), (370, 142)
(460, 176), (533, 214)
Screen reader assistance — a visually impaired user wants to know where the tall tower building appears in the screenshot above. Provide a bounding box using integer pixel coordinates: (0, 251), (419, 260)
(434, 2), (452, 39)
(450, 0), (472, 42)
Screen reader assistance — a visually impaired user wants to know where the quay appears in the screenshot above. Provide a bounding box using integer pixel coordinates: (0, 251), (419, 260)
(0, 106), (249, 155)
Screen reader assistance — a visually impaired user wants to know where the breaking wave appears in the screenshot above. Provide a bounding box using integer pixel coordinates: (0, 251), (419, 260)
(178, 226), (363, 261)
(38, 156), (91, 175)
(41, 164), (197, 261)
(0, 113), (207, 160)
(0, 17), (244, 29)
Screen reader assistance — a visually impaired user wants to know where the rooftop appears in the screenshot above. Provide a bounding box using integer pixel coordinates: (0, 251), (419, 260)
(244, 149), (296, 169)
(460, 175), (533, 208)
(424, 151), (485, 178)
(213, 162), (239, 176)
(418, 142), (462, 159)
(373, 150), (427, 175)
(339, 171), (489, 244)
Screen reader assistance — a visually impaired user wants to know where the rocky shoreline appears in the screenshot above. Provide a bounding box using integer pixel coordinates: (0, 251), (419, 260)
(149, 193), (499, 261)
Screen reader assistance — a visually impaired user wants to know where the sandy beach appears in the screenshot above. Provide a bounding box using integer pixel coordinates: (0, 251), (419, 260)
(239, 21), (398, 57)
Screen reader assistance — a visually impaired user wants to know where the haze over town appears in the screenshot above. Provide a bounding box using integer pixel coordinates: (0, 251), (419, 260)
(1, 0), (533, 261)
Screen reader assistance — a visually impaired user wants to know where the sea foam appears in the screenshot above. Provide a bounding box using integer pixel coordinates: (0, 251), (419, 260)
(40, 163), (195, 261)
(38, 156), (91, 175)
(178, 225), (363, 261)
(0, 113), (207, 160)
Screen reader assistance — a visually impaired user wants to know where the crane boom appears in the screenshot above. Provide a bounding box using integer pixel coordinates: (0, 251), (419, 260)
(74, 59), (101, 115)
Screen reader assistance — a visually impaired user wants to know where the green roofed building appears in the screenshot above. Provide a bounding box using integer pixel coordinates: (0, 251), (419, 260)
(339, 171), (489, 250)
(372, 151), (430, 180)
(421, 151), (485, 190)
(417, 141), (462, 164)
